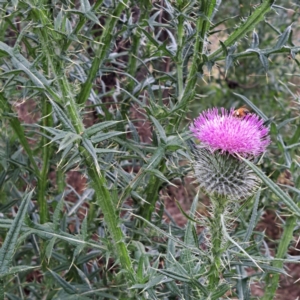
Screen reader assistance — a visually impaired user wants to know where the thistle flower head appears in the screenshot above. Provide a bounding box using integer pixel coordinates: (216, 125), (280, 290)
(192, 148), (261, 200)
(189, 108), (270, 157)
(189, 107), (270, 200)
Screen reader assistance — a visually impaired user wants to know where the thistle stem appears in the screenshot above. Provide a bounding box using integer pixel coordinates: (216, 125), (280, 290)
(208, 195), (228, 291)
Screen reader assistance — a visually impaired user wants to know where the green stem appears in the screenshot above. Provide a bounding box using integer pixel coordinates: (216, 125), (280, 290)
(83, 150), (134, 279)
(174, 0), (216, 130)
(207, 0), (275, 62)
(31, 7), (55, 224)
(176, 14), (185, 101)
(198, 0), (216, 57)
(77, 0), (129, 105)
(37, 100), (53, 223)
(121, 5), (151, 117)
(184, 0), (216, 98)
(61, 77), (134, 280)
(208, 196), (227, 291)
(219, 46), (300, 63)
(262, 215), (297, 300)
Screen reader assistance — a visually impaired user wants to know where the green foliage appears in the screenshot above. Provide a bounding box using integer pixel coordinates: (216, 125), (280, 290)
(0, 0), (299, 299)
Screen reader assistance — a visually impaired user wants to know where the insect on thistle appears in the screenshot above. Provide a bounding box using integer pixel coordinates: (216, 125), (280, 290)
(233, 105), (251, 119)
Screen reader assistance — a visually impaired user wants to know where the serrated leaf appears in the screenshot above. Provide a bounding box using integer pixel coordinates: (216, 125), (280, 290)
(81, 215), (88, 239)
(221, 214), (263, 271)
(65, 19), (73, 35)
(278, 184), (300, 196)
(139, 28), (161, 47)
(0, 190), (33, 273)
(136, 255), (146, 282)
(53, 198), (65, 230)
(0, 200), (19, 213)
(219, 40), (228, 56)
(85, 11), (101, 25)
(46, 237), (57, 260)
(251, 31), (259, 48)
(144, 169), (176, 187)
(225, 54), (233, 72)
(58, 132), (81, 152)
(54, 10), (63, 30)
(179, 192), (200, 284)
(231, 261), (288, 275)
(48, 269), (77, 294)
(130, 275), (171, 291)
(211, 283), (230, 300)
(209, 0), (275, 61)
(228, 43), (237, 55)
(166, 238), (175, 269)
(277, 116), (299, 130)
(48, 98), (75, 132)
(0, 265), (39, 278)
(131, 214), (204, 256)
(94, 148), (124, 154)
(275, 24), (292, 49)
(127, 119), (140, 143)
(259, 53), (269, 72)
(243, 189), (261, 244)
(175, 199), (201, 226)
(82, 137), (101, 176)
(90, 131), (125, 143)
(0, 220), (106, 251)
(11, 0), (18, 7)
(240, 157), (300, 217)
(156, 269), (190, 282)
(85, 121), (121, 136)
(72, 244), (85, 264)
(74, 265), (92, 289)
(0, 93), (39, 174)
(54, 293), (92, 300)
(80, 0), (91, 12)
(144, 147), (165, 171)
(0, 42), (50, 88)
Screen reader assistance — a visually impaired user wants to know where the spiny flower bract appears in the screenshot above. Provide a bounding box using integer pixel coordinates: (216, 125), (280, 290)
(193, 148), (261, 200)
(190, 107), (270, 157)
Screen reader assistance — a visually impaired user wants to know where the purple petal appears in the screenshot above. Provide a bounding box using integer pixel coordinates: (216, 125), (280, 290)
(190, 107), (270, 157)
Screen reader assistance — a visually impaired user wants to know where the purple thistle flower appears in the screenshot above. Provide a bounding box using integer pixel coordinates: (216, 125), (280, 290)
(190, 108), (270, 157)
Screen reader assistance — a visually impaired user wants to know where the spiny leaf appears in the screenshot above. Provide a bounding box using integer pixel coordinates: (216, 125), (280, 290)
(82, 137), (101, 176)
(58, 132), (82, 152)
(0, 42), (50, 88)
(0, 190), (33, 273)
(47, 269), (77, 294)
(85, 121), (122, 137)
(90, 131), (125, 143)
(243, 189), (261, 244)
(259, 53), (269, 72)
(240, 157), (300, 217)
(251, 30), (260, 48)
(208, 0), (275, 61)
(275, 24), (292, 49)
(0, 266), (39, 278)
(47, 98), (75, 132)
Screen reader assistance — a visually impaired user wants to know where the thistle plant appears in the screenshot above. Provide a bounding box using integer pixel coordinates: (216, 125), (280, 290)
(190, 107), (270, 290)
(1, 0), (300, 298)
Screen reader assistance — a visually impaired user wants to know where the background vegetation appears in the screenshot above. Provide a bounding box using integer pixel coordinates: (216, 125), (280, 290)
(0, 0), (300, 299)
